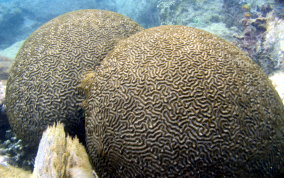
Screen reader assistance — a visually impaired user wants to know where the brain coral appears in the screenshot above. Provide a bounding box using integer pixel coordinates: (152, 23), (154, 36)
(84, 25), (284, 177)
(5, 9), (143, 148)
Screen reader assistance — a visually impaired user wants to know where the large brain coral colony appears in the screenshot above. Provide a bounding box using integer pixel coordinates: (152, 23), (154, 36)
(84, 25), (284, 177)
(5, 9), (143, 148)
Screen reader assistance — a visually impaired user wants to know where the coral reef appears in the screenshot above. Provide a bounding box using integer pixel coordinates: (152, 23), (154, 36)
(272, 0), (284, 18)
(264, 14), (284, 70)
(235, 15), (270, 71)
(235, 4), (284, 74)
(5, 9), (143, 148)
(222, 0), (251, 28)
(0, 1), (284, 177)
(157, 0), (223, 27)
(156, 0), (283, 74)
(156, 0), (241, 41)
(84, 25), (284, 177)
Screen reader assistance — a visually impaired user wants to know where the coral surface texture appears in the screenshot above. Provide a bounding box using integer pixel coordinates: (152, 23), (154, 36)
(5, 9), (143, 148)
(84, 25), (284, 177)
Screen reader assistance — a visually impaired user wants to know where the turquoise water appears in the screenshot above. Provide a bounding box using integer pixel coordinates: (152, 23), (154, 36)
(0, 0), (281, 50)
(0, 0), (284, 177)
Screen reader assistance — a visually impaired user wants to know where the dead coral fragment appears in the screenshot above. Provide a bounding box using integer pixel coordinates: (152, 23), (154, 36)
(32, 123), (96, 178)
(0, 123), (97, 178)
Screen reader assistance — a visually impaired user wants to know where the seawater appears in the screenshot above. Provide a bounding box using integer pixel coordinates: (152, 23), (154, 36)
(0, 0), (283, 176)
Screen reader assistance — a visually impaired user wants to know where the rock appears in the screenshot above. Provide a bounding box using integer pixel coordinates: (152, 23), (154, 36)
(0, 123), (97, 178)
(269, 70), (284, 104)
(264, 13), (284, 70)
(234, 8), (284, 74)
(0, 130), (34, 170)
(157, 0), (242, 41)
(0, 103), (9, 141)
(0, 165), (32, 178)
(32, 123), (96, 178)
(0, 80), (6, 104)
(0, 154), (10, 166)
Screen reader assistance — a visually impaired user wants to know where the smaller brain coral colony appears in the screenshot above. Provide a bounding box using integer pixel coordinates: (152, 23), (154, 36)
(84, 25), (284, 177)
(5, 9), (143, 148)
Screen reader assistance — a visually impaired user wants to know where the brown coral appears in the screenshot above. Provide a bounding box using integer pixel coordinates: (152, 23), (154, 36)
(5, 9), (143, 148)
(84, 25), (284, 177)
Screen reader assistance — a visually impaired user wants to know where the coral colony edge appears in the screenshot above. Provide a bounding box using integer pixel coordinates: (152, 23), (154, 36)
(0, 2), (284, 178)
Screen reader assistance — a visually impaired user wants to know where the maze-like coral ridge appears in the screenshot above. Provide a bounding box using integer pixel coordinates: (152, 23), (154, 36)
(6, 9), (143, 148)
(85, 25), (284, 177)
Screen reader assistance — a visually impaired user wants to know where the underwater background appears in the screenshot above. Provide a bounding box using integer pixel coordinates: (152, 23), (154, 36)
(0, 0), (284, 177)
(0, 0), (284, 73)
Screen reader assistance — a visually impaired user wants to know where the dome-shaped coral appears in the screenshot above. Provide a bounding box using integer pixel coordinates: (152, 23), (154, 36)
(5, 9), (143, 148)
(84, 25), (284, 177)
